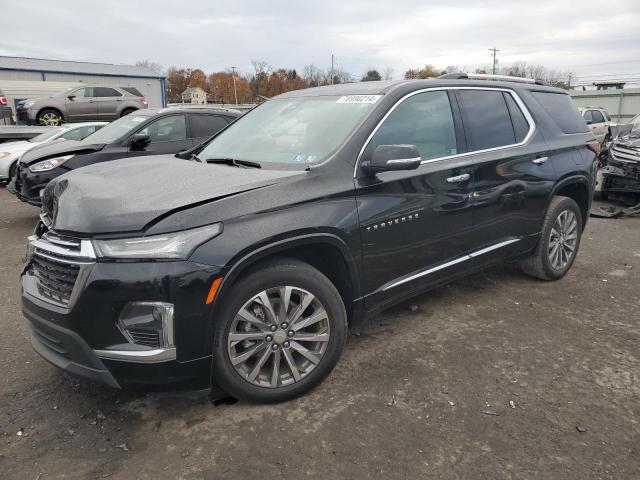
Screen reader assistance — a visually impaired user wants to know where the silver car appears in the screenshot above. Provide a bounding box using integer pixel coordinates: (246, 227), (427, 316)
(17, 86), (148, 126)
(0, 122), (106, 183)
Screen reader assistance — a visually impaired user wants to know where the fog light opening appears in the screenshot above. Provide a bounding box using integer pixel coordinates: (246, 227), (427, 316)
(118, 302), (175, 349)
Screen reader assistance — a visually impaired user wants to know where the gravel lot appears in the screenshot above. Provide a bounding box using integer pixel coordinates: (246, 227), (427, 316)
(0, 187), (639, 480)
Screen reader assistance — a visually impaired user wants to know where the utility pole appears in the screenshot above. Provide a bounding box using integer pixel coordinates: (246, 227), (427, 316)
(331, 54), (334, 85)
(489, 47), (499, 74)
(230, 66), (239, 105)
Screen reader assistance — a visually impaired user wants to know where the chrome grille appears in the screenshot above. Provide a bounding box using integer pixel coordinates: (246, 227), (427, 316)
(27, 225), (95, 308)
(611, 145), (640, 163)
(127, 328), (161, 348)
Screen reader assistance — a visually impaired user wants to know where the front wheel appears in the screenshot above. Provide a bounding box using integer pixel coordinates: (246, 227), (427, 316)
(212, 258), (347, 403)
(521, 196), (583, 281)
(37, 108), (63, 126)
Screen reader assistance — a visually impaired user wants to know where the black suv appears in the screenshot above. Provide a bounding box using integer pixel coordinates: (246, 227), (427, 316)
(8, 107), (240, 205)
(21, 77), (597, 403)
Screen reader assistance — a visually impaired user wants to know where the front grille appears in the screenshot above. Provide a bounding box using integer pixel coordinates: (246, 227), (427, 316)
(27, 224), (95, 308)
(127, 328), (161, 348)
(611, 145), (640, 163)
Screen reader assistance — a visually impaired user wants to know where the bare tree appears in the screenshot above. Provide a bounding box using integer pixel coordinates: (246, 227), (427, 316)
(383, 67), (394, 80)
(303, 64), (324, 87)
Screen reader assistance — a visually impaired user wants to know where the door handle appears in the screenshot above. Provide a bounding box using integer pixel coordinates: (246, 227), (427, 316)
(532, 157), (548, 165)
(446, 173), (470, 183)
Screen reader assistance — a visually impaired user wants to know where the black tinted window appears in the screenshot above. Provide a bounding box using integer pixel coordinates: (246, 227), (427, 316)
(365, 90), (457, 161)
(457, 90), (515, 150)
(93, 87), (121, 97)
(591, 110), (605, 123)
(504, 93), (530, 143)
(122, 87), (143, 96)
(190, 114), (229, 138)
(531, 92), (588, 134)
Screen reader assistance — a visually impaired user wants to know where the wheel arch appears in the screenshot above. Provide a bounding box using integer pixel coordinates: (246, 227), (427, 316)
(210, 233), (361, 325)
(36, 106), (64, 122)
(551, 176), (591, 230)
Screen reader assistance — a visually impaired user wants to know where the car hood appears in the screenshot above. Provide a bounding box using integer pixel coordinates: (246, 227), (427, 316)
(0, 140), (34, 156)
(19, 139), (105, 165)
(43, 156), (302, 234)
(615, 134), (640, 149)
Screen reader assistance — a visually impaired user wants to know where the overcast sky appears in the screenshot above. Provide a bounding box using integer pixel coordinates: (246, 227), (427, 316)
(2, 0), (640, 85)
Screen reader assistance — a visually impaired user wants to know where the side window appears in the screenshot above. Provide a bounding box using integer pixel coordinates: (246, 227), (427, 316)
(139, 115), (187, 143)
(531, 92), (588, 134)
(457, 90), (515, 150)
(71, 87), (91, 98)
(190, 114), (228, 138)
(583, 110), (594, 123)
(602, 111), (611, 122)
(60, 126), (97, 141)
(504, 92), (530, 143)
(591, 110), (605, 124)
(93, 87), (121, 97)
(365, 90), (457, 162)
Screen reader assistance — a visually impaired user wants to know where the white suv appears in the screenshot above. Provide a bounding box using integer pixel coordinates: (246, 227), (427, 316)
(579, 107), (611, 143)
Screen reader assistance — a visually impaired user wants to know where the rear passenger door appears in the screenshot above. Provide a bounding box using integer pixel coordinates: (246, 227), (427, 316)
(355, 90), (475, 308)
(127, 114), (192, 157)
(188, 114), (230, 145)
(93, 87), (123, 120)
(455, 88), (555, 258)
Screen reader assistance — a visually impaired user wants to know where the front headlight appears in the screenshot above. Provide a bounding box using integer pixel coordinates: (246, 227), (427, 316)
(29, 155), (75, 172)
(92, 223), (222, 260)
(22, 100), (35, 109)
(0, 151), (12, 159)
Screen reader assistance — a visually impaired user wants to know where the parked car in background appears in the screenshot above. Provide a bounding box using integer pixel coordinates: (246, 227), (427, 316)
(17, 86), (148, 125)
(21, 76), (598, 402)
(597, 113), (640, 201)
(579, 107), (611, 143)
(8, 107), (240, 204)
(0, 87), (12, 124)
(0, 122), (106, 184)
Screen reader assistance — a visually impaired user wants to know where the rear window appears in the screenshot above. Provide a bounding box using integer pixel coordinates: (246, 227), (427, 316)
(457, 90), (516, 150)
(121, 87), (143, 96)
(531, 92), (588, 134)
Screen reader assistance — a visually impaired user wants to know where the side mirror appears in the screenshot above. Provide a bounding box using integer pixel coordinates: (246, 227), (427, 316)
(129, 133), (151, 150)
(67, 95), (76, 101)
(585, 119), (593, 125)
(362, 145), (422, 174)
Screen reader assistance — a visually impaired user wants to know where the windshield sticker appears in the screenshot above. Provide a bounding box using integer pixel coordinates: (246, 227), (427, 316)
(293, 153), (308, 163)
(131, 117), (146, 123)
(336, 95), (382, 104)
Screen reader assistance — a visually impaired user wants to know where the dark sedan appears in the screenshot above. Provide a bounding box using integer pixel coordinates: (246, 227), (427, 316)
(8, 106), (240, 205)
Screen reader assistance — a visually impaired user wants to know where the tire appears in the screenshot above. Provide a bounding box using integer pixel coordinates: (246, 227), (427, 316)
(212, 258), (347, 403)
(37, 108), (63, 126)
(120, 108), (136, 117)
(9, 160), (17, 180)
(521, 196), (583, 281)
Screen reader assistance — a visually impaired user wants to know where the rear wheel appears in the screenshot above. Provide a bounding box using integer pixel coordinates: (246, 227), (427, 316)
(212, 258), (347, 403)
(37, 108), (63, 126)
(521, 196), (582, 281)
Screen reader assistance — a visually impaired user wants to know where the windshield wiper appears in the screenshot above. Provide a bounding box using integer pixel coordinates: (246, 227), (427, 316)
(204, 157), (262, 169)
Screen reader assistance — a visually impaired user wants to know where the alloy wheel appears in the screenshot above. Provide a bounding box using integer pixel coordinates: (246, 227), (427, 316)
(227, 286), (331, 388)
(548, 209), (578, 270)
(40, 112), (61, 126)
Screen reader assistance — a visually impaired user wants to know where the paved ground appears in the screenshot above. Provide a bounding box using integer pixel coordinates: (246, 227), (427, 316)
(0, 187), (639, 479)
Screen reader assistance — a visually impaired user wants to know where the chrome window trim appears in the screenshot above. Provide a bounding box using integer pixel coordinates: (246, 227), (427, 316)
(353, 86), (536, 178)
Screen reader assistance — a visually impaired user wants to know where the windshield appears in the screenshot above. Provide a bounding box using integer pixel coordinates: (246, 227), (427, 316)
(198, 95), (380, 167)
(80, 114), (150, 144)
(28, 128), (64, 143)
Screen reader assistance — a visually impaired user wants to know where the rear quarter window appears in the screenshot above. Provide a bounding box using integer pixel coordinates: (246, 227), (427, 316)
(531, 92), (588, 134)
(122, 87), (143, 96)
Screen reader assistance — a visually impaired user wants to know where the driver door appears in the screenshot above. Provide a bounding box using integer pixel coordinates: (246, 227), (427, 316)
(127, 114), (193, 157)
(65, 87), (98, 121)
(354, 90), (475, 309)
